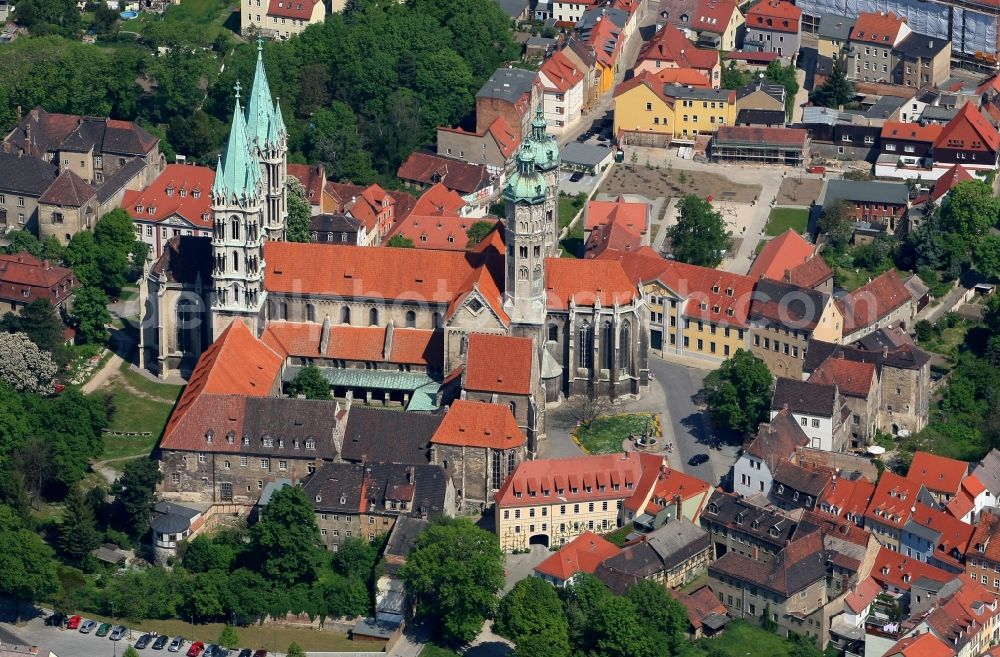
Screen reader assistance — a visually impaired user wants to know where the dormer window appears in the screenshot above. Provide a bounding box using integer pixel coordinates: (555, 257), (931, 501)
(315, 494), (322, 503)
(193, 190), (200, 198)
(700, 302), (708, 310)
(903, 574), (911, 583)
(339, 495), (346, 505)
(294, 439), (300, 449)
(278, 438), (284, 448)
(726, 308), (735, 317)
(712, 285), (720, 293)
(166, 186), (174, 197)
(708, 503), (719, 514)
(777, 484), (785, 494)
(726, 288), (733, 296)
(205, 430), (213, 443)
(881, 566), (890, 575)
(242, 436), (249, 445)
(752, 519), (760, 530)
(305, 439), (316, 449)
(136, 205), (144, 213)
(263, 437), (273, 447)
(226, 432), (234, 444)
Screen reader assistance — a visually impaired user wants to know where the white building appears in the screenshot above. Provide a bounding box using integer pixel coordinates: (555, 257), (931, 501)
(733, 409), (808, 499)
(770, 377), (849, 453)
(538, 50), (586, 133)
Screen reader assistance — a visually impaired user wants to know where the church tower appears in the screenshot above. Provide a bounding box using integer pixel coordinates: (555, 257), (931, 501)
(245, 39), (288, 241)
(210, 83), (267, 339)
(503, 146), (549, 333)
(524, 104), (560, 257)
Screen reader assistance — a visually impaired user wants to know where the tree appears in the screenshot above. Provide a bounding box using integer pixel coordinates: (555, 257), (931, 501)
(940, 180), (1000, 239)
(495, 578), (569, 657)
(400, 517), (505, 645)
(386, 235), (415, 248)
(819, 200), (854, 252)
(286, 178), (312, 243)
(2, 230), (42, 257)
(71, 286), (112, 345)
(331, 536), (379, 582)
(110, 458), (162, 538)
(218, 625), (239, 649)
(183, 535), (235, 573)
(0, 332), (56, 393)
(667, 195), (732, 268)
(1, 298), (64, 353)
(286, 643), (306, 657)
(914, 320), (934, 342)
(286, 365), (330, 400)
(123, 648), (139, 657)
(721, 61), (752, 89)
(591, 596), (657, 657)
(0, 510), (60, 620)
(810, 55), (854, 108)
(703, 348), (774, 436)
(974, 234), (1000, 279)
(251, 485), (326, 585)
(627, 580), (687, 656)
(58, 484), (101, 565)
(465, 220), (496, 247)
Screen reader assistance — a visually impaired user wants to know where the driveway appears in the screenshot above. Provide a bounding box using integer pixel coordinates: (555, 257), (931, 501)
(503, 544), (550, 593)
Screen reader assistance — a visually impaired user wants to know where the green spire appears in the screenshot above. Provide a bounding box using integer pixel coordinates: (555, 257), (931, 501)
(524, 102), (560, 172)
(213, 81), (262, 202)
(268, 98), (285, 146)
(245, 37), (277, 150)
(503, 146), (546, 204)
(531, 102), (547, 141)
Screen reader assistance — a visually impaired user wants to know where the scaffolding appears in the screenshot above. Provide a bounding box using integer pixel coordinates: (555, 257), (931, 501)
(710, 138), (809, 166)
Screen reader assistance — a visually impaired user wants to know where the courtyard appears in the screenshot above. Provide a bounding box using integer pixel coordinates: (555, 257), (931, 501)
(600, 164), (762, 203)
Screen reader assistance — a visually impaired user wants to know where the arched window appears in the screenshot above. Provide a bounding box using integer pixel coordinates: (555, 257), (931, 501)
(176, 298), (197, 352)
(230, 216), (241, 241)
(279, 301), (288, 321)
(432, 312), (441, 329)
(509, 401), (517, 416)
(603, 321), (614, 371)
(369, 308), (379, 326)
(341, 306), (351, 325)
(460, 334), (468, 356)
(577, 322), (593, 370)
(306, 303), (315, 322)
(231, 251), (239, 271)
(405, 310), (416, 328)
(518, 266), (529, 281)
(548, 323), (559, 342)
(532, 265), (543, 293)
(619, 320), (631, 372)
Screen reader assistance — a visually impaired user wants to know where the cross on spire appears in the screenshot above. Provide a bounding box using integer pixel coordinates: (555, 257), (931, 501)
(257, 36), (264, 52)
(234, 80), (242, 100)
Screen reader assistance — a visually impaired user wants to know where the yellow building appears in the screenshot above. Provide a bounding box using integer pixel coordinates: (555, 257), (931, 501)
(817, 13), (854, 60)
(666, 85), (737, 141)
(613, 75), (676, 142)
(613, 79), (736, 144)
(240, 0), (329, 39)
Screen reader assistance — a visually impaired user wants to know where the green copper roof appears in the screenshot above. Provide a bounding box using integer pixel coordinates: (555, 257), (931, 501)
(503, 147), (547, 204)
(245, 39), (279, 150)
(524, 103), (560, 172)
(213, 84), (262, 202)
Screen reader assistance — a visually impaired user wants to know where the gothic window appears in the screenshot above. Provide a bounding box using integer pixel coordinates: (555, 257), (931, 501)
(507, 450), (516, 474)
(548, 323), (559, 342)
(405, 310), (416, 328)
(369, 308), (379, 326)
(230, 216), (241, 241)
(231, 283), (240, 304)
(519, 266), (529, 280)
(603, 320), (614, 371)
(432, 312), (441, 329)
(519, 246), (528, 258)
(231, 251), (239, 271)
(306, 304), (315, 322)
(619, 320), (631, 372)
(176, 299), (196, 352)
(578, 322), (593, 370)
(492, 450), (502, 491)
(341, 306), (351, 325)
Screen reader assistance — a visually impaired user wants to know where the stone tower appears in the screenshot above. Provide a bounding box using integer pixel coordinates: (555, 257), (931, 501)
(244, 39), (288, 241)
(210, 83), (267, 339)
(524, 104), (561, 257)
(503, 146), (549, 334)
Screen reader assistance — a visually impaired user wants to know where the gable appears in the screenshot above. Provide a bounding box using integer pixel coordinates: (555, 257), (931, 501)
(446, 289), (508, 331)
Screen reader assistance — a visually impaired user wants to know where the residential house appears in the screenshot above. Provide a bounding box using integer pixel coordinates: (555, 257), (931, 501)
(818, 476), (875, 526)
(927, 164), (975, 204)
(561, 38), (602, 110)
(436, 116), (520, 176)
(882, 632), (956, 657)
(36, 169), (99, 246)
(710, 126), (809, 166)
(538, 50), (586, 133)
(595, 518), (713, 593)
(808, 356), (880, 447)
(678, 586), (731, 639)
(907, 452), (972, 505)
(744, 0), (801, 60)
(770, 460), (831, 512)
(621, 457), (712, 529)
(770, 377), (850, 452)
(635, 23), (721, 88)
(837, 270), (914, 343)
(899, 503), (972, 572)
(817, 13), (855, 60)
(735, 79), (786, 114)
(747, 229), (833, 294)
(386, 195), (498, 252)
(240, 0), (326, 39)
(820, 179), (910, 239)
(905, 577), (1000, 657)
(324, 182), (396, 246)
(308, 213), (363, 246)
(583, 195), (651, 246)
(828, 577), (882, 653)
(691, 0), (744, 51)
(475, 68), (540, 140)
(551, 0), (596, 23)
(287, 163), (326, 215)
(748, 278), (843, 378)
(966, 510), (1000, 597)
(896, 33), (951, 89)
(846, 12), (911, 83)
(303, 462), (455, 551)
(578, 11), (625, 98)
(533, 531), (620, 587)
(123, 164), (214, 260)
(932, 102), (1000, 172)
(879, 122), (942, 164)
(864, 471), (933, 551)
(733, 408), (808, 500)
(665, 85), (737, 140)
(0, 252), (78, 315)
(700, 490), (798, 562)
(972, 449), (1000, 510)
(0, 152), (58, 232)
(396, 152), (494, 207)
(734, 108), (786, 127)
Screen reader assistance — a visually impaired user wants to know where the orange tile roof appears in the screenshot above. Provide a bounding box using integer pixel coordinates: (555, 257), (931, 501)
(693, 0), (741, 33)
(934, 102), (1000, 153)
(123, 164), (214, 229)
(837, 269), (911, 335)
(924, 577), (1000, 652)
(884, 633), (956, 657)
(747, 229), (815, 282)
(653, 67), (713, 87)
(865, 471), (922, 530)
(639, 24), (720, 71)
(851, 11), (908, 45)
(788, 256), (833, 289)
(584, 218), (646, 259)
(496, 452), (648, 507)
(161, 320), (283, 448)
(746, 0), (801, 33)
(968, 511), (1000, 563)
(909, 502), (973, 562)
(585, 195), (649, 233)
(260, 321), (442, 366)
(544, 258), (637, 310)
(534, 531), (620, 581)
(587, 18), (624, 69)
(389, 215), (500, 252)
(0, 252), (77, 305)
(266, 0), (319, 19)
(930, 164), (974, 202)
(464, 333), (534, 395)
(437, 116), (521, 161)
(871, 546), (952, 591)
(431, 400), (526, 449)
(287, 163), (325, 206)
(625, 460), (712, 514)
(880, 121), (943, 144)
(540, 50), (585, 94)
(907, 451), (970, 496)
(819, 476), (875, 521)
(397, 152), (492, 195)
(844, 576), (882, 614)
(809, 356), (877, 398)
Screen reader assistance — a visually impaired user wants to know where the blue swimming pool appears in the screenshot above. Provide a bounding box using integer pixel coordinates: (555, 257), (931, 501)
(120, 10), (138, 18)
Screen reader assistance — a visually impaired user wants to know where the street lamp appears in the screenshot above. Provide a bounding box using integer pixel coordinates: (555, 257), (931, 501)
(111, 600), (117, 657)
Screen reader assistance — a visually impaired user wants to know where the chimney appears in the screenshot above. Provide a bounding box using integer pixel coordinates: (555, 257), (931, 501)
(673, 493), (682, 519)
(407, 466), (414, 484)
(883, 346), (889, 357)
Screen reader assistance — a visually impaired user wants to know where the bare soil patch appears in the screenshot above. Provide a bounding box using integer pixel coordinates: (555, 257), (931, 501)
(600, 166), (761, 203)
(775, 177), (824, 206)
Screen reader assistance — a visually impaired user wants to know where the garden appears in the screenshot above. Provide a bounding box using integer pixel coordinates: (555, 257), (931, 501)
(573, 413), (660, 454)
(764, 207), (809, 236)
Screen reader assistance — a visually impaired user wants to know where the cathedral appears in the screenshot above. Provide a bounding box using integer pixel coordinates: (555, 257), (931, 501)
(139, 47), (650, 449)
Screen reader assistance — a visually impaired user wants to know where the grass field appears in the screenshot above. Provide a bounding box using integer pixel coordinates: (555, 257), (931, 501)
(694, 620), (799, 657)
(117, 360), (183, 402)
(764, 207), (809, 236)
(132, 0), (236, 45)
(558, 193), (587, 230)
(602, 524), (632, 547)
(422, 646), (462, 657)
(100, 433), (159, 462)
(574, 413), (656, 454)
(104, 382), (175, 437)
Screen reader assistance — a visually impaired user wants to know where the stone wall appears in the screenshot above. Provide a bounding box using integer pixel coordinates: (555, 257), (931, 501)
(159, 449), (320, 505)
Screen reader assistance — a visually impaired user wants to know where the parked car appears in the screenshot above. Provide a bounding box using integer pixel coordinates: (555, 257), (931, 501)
(237, 650), (253, 657)
(66, 615), (82, 630)
(168, 637), (186, 653)
(79, 620), (98, 634)
(688, 453), (710, 466)
(153, 635), (171, 650)
(136, 633), (155, 649)
(202, 646), (218, 657)
(96, 623), (112, 637)
(186, 642), (205, 657)
(110, 626), (128, 641)
(807, 165), (826, 174)
(253, 651), (268, 657)
(569, 171), (584, 182)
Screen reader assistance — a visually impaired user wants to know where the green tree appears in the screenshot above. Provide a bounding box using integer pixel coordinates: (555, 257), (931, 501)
(306, 102), (377, 183)
(495, 578), (569, 657)
(110, 458), (162, 538)
(721, 61), (752, 89)
(2, 230), (42, 257)
(560, 573), (612, 652)
(286, 643), (306, 657)
(974, 233), (1000, 279)
(251, 485), (326, 585)
(286, 365), (330, 400)
(667, 195), (732, 267)
(591, 596), (657, 657)
(58, 484), (101, 565)
(386, 235), (415, 248)
(465, 220), (496, 247)
(123, 648), (139, 657)
(70, 285), (111, 345)
(331, 535), (379, 582)
(819, 200), (854, 252)
(183, 535), (235, 573)
(810, 55), (854, 108)
(218, 625), (239, 649)
(286, 178), (312, 243)
(914, 320), (934, 342)
(1, 298), (64, 353)
(400, 517), (505, 645)
(0, 509), (60, 620)
(940, 180), (1000, 239)
(703, 348), (774, 436)
(626, 580), (687, 656)
(223, 568), (271, 622)
(764, 61), (799, 116)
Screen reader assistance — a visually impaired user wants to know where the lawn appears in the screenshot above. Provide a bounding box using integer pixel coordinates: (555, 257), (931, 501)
(602, 524), (632, 547)
(919, 323), (970, 362)
(422, 646), (462, 657)
(103, 382), (176, 437)
(574, 413), (657, 454)
(560, 220), (584, 258)
(764, 207), (808, 236)
(117, 359), (183, 402)
(694, 620), (799, 657)
(132, 0), (236, 46)
(101, 432), (159, 461)
(558, 192), (587, 230)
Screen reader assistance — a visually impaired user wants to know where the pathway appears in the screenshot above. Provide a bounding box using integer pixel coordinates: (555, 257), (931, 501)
(80, 352), (124, 394)
(919, 285), (969, 323)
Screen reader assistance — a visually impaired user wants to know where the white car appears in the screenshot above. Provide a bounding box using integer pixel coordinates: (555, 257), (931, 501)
(168, 637), (186, 653)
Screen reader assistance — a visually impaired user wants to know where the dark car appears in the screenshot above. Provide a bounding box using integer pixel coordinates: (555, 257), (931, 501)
(253, 650), (268, 657)
(569, 171), (585, 182)
(237, 650), (253, 657)
(136, 634), (155, 649)
(152, 635), (170, 650)
(688, 453), (710, 466)
(45, 613), (67, 627)
(96, 623), (112, 637)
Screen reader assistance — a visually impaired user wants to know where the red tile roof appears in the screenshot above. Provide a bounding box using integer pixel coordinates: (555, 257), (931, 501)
(389, 215), (499, 252)
(968, 511), (1000, 563)
(586, 18), (624, 69)
(934, 102), (1000, 153)
(909, 502), (973, 563)
(907, 451), (969, 496)
(865, 471), (922, 530)
(540, 50), (585, 93)
(884, 633), (956, 657)
(844, 576), (882, 614)
(693, 0), (741, 34)
(748, 229), (815, 281)
(287, 163), (325, 207)
(851, 11), (908, 45)
(871, 546), (952, 591)
(261, 321), (442, 366)
(880, 121), (943, 144)
(585, 196), (649, 233)
(930, 164), (974, 202)
(495, 452), (648, 507)
(0, 252), (77, 306)
(123, 164), (214, 229)
(431, 400), (526, 449)
(397, 152), (492, 195)
(819, 476), (875, 521)
(724, 50), (778, 63)
(464, 333), (534, 395)
(678, 586), (728, 631)
(924, 577), (1000, 652)
(584, 217), (646, 258)
(266, 0), (320, 19)
(837, 270), (911, 335)
(788, 256), (834, 289)
(161, 320), (283, 449)
(809, 356), (877, 398)
(544, 258), (637, 310)
(625, 460), (712, 514)
(746, 0), (801, 33)
(534, 531), (620, 581)
(639, 23), (720, 70)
